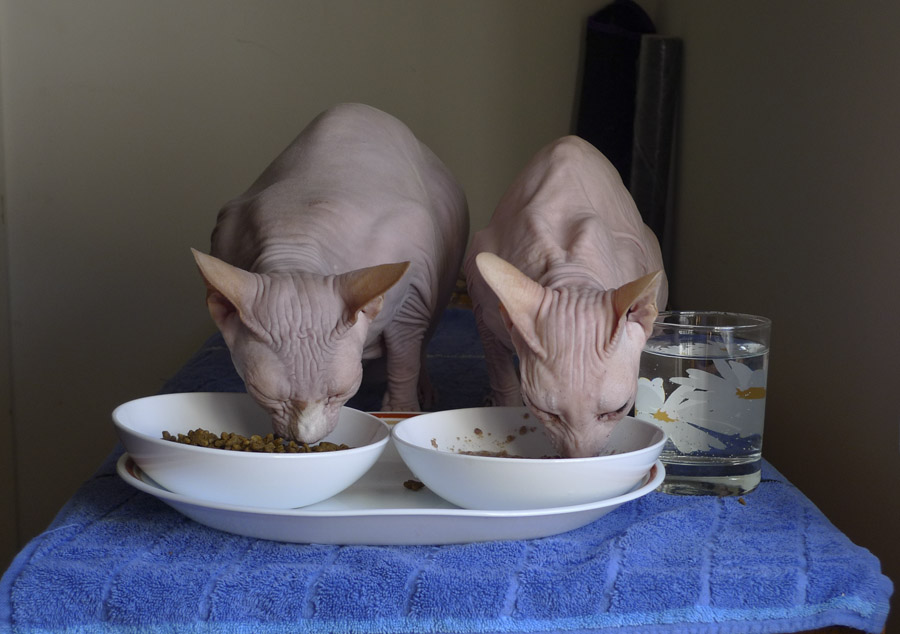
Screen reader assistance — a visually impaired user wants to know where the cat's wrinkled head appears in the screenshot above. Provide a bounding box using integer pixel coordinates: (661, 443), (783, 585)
(192, 249), (408, 443)
(475, 252), (662, 458)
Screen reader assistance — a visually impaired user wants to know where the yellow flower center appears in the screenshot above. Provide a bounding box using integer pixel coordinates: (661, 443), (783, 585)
(735, 387), (766, 400)
(652, 409), (678, 423)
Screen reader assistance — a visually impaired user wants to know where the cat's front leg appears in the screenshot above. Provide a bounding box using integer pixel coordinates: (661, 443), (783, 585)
(473, 304), (522, 406)
(380, 321), (426, 412)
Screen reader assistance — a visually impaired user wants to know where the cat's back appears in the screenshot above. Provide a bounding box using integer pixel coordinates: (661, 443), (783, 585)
(237, 103), (428, 201)
(211, 104), (467, 272)
(494, 136), (644, 237)
(470, 136), (656, 282)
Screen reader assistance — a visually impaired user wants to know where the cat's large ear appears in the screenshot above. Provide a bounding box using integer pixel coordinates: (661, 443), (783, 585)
(192, 249), (264, 343)
(336, 261), (410, 331)
(475, 252), (546, 358)
(610, 270), (663, 344)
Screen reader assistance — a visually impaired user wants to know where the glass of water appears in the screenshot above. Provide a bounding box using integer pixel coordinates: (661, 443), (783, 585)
(635, 311), (771, 496)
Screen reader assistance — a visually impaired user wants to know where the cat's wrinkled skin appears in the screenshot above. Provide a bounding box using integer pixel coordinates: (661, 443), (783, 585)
(194, 104), (468, 443)
(465, 135), (667, 458)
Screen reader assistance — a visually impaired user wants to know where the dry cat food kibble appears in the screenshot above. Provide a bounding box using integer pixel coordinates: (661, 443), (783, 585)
(458, 450), (561, 459)
(453, 423), (557, 458)
(161, 428), (351, 453)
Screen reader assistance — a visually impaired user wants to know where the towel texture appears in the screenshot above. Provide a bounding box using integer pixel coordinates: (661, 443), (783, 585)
(1, 308), (892, 634)
(0, 458), (891, 634)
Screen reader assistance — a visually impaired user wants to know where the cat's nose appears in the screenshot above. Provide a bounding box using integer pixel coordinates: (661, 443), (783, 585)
(280, 399), (336, 444)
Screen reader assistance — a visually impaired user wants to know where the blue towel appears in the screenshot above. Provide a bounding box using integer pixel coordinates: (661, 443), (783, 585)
(0, 308), (892, 633)
(0, 452), (892, 633)
(0, 454), (891, 633)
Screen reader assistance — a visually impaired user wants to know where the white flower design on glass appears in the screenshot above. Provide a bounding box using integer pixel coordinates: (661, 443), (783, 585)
(635, 357), (767, 454)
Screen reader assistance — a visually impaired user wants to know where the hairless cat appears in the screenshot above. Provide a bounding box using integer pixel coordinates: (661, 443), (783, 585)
(193, 104), (469, 443)
(465, 135), (667, 458)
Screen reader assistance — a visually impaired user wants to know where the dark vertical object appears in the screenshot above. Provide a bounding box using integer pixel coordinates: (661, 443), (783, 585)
(630, 35), (682, 273)
(574, 0), (656, 189)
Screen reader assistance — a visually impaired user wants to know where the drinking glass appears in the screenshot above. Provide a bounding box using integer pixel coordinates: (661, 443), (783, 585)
(635, 311), (771, 496)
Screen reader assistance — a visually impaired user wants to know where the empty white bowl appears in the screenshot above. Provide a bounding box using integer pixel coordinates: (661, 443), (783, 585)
(113, 392), (390, 509)
(391, 407), (665, 510)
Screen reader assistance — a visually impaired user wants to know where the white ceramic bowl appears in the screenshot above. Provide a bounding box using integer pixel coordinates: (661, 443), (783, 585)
(113, 392), (390, 509)
(391, 407), (665, 510)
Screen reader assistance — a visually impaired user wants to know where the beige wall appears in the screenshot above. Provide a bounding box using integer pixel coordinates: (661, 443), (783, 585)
(0, 1), (896, 621)
(0, 22), (13, 574)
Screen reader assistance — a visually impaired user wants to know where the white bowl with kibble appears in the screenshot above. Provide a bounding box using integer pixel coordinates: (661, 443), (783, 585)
(391, 406), (665, 510)
(113, 392), (389, 509)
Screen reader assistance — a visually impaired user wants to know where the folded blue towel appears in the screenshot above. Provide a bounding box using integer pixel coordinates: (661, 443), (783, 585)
(0, 456), (891, 634)
(1, 309), (892, 633)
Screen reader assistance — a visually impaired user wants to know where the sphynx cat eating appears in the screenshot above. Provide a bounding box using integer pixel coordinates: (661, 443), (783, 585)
(193, 103), (468, 444)
(465, 135), (667, 458)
